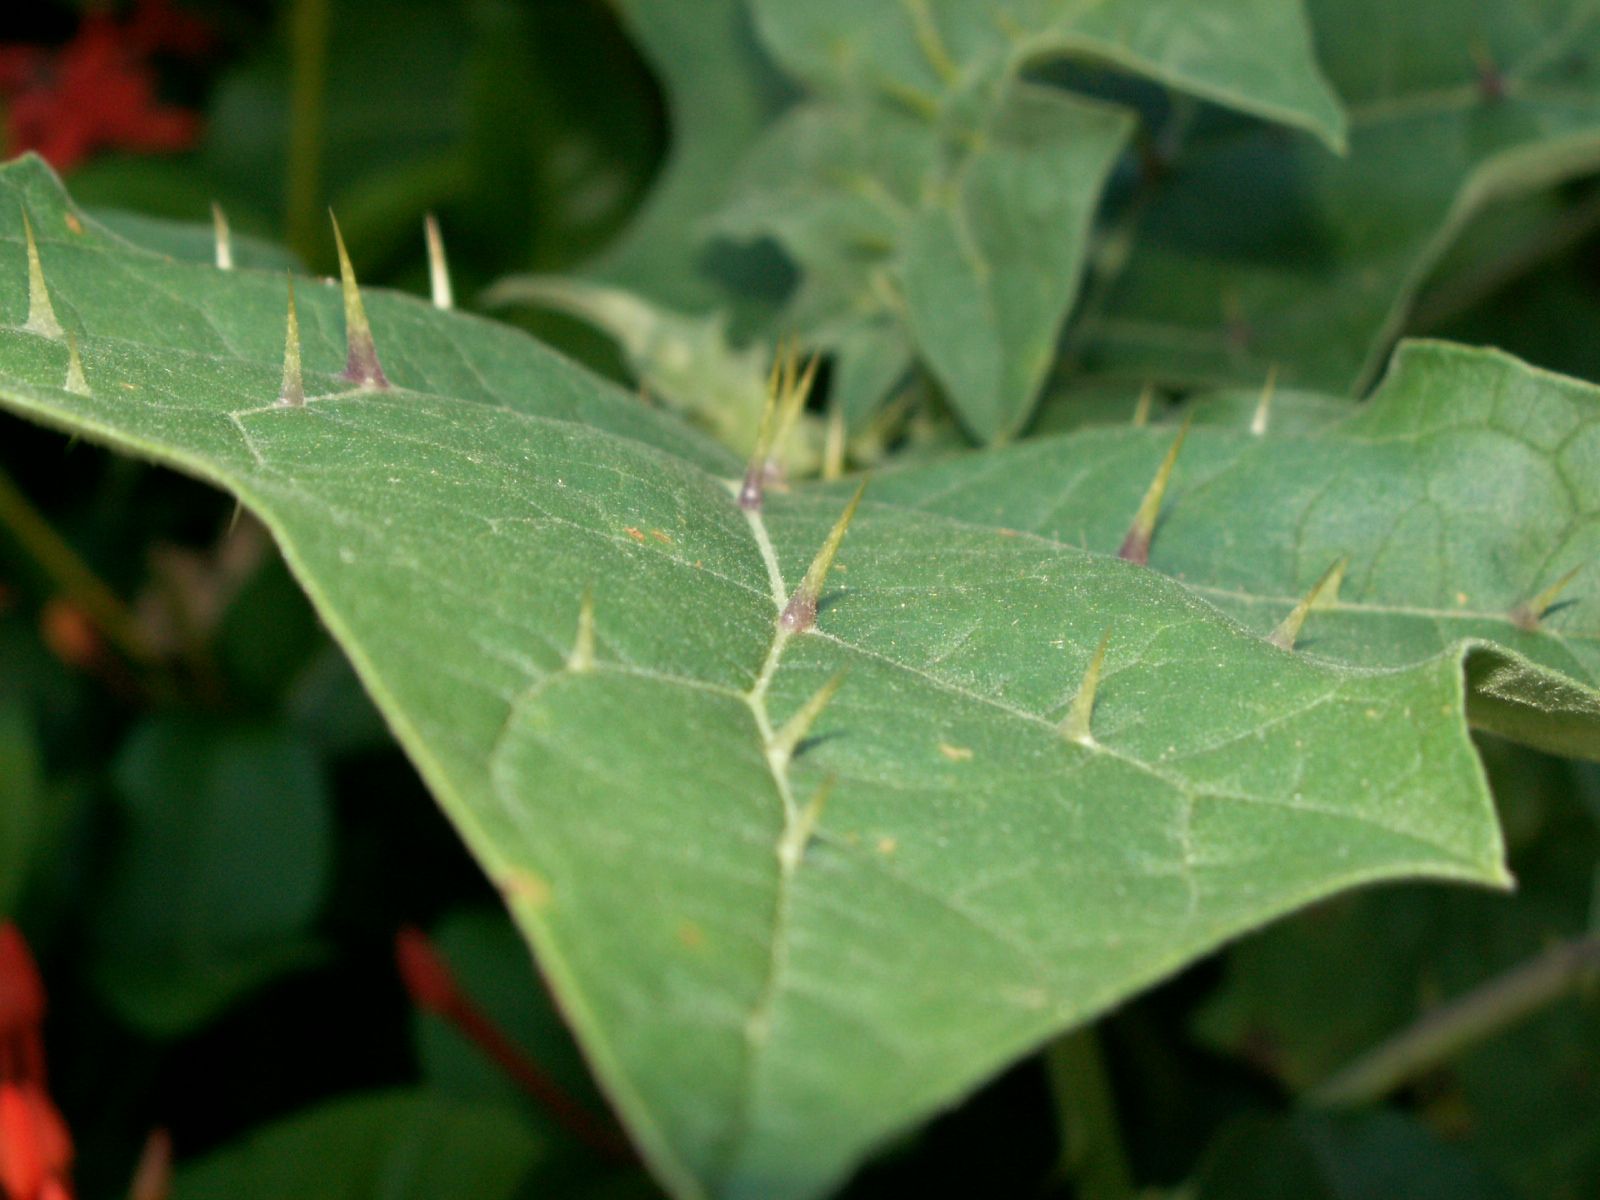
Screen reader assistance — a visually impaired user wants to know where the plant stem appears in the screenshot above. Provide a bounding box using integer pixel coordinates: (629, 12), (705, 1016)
(1045, 1026), (1135, 1200)
(286, 0), (330, 265)
(0, 463), (155, 663)
(1308, 932), (1600, 1107)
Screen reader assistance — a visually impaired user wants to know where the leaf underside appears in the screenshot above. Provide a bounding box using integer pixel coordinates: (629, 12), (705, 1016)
(7, 157), (1598, 1199)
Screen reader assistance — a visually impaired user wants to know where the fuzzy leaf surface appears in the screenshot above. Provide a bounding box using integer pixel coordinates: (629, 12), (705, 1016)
(0, 158), (1529, 1200)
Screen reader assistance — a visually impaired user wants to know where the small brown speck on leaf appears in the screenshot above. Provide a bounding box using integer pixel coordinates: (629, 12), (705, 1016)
(623, 527), (646, 543)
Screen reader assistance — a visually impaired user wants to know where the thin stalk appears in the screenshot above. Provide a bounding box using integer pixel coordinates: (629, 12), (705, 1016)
(1308, 932), (1600, 1107)
(0, 463), (155, 664)
(285, 0), (330, 264)
(1045, 1027), (1135, 1200)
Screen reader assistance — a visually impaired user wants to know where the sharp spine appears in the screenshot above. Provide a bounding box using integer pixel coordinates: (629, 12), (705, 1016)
(780, 481), (866, 633)
(64, 333), (89, 395)
(1250, 365), (1277, 435)
(1511, 564), (1584, 631)
(1062, 627), (1112, 744)
(570, 589), (596, 671)
(211, 202), (233, 270)
(1119, 415), (1192, 565)
(277, 275), (306, 407)
(330, 212), (390, 389)
(777, 775), (836, 873)
(773, 670), (847, 763)
(424, 213), (453, 310)
(1269, 557), (1347, 650)
(21, 211), (63, 340)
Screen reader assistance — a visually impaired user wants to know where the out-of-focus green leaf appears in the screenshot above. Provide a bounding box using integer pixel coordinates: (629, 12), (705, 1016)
(1190, 1111), (1512, 1200)
(93, 715), (332, 1035)
(0, 696), (40, 916)
(1082, 0), (1600, 391)
(170, 1089), (543, 1199)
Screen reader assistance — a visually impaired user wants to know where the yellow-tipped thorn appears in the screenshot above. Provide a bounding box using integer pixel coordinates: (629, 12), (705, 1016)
(778, 775), (837, 872)
(277, 275), (305, 408)
(64, 332), (89, 396)
(570, 589), (596, 671)
(211, 202), (233, 270)
(781, 480), (867, 633)
(774, 670), (848, 763)
(1250, 365), (1278, 436)
(424, 213), (453, 310)
(1269, 557), (1347, 650)
(21, 211), (62, 340)
(739, 339), (790, 511)
(1132, 383), (1154, 428)
(330, 211), (389, 389)
(1119, 415), (1192, 565)
(1061, 627), (1112, 744)
(1511, 564), (1585, 631)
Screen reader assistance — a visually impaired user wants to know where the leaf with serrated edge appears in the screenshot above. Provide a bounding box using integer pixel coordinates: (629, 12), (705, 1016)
(0, 158), (1534, 1200)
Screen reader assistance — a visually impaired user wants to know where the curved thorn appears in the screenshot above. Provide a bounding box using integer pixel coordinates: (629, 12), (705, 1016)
(211, 201), (233, 270)
(1511, 564), (1585, 631)
(570, 589), (595, 672)
(330, 211), (389, 389)
(21, 211), (62, 340)
(1250, 364), (1278, 436)
(1119, 414), (1192, 565)
(774, 670), (847, 763)
(424, 213), (453, 310)
(277, 275), (306, 408)
(64, 332), (89, 396)
(1269, 557), (1347, 650)
(781, 480), (867, 633)
(1062, 627), (1112, 744)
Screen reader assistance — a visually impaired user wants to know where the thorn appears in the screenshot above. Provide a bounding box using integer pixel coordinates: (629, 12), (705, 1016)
(570, 589), (595, 671)
(227, 500), (244, 537)
(1119, 415), (1192, 565)
(740, 340), (818, 510)
(1250, 364), (1278, 436)
(330, 211), (389, 389)
(424, 213), (453, 310)
(739, 341), (787, 511)
(1269, 557), (1347, 650)
(780, 481), (866, 634)
(63, 333), (89, 395)
(778, 775), (836, 873)
(211, 201), (233, 270)
(1132, 383), (1153, 428)
(823, 402), (846, 481)
(772, 351), (819, 462)
(21, 211), (63, 340)
(1511, 564), (1584, 631)
(128, 1128), (173, 1200)
(277, 275), (305, 407)
(773, 670), (847, 763)
(1061, 627), (1112, 744)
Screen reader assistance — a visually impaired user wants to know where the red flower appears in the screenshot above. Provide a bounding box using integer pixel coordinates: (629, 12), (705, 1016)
(0, 0), (208, 172)
(0, 925), (71, 1200)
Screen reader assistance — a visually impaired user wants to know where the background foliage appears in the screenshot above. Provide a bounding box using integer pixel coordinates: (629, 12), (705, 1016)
(0, 2), (1597, 1198)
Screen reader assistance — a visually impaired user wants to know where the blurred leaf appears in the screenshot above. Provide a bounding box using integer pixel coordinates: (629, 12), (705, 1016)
(170, 1088), (543, 1199)
(94, 715), (332, 1035)
(1190, 1111), (1512, 1200)
(1082, 0), (1600, 391)
(0, 696), (41, 916)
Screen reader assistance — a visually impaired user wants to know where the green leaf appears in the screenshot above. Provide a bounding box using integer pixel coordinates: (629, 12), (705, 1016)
(867, 341), (1600, 759)
(93, 715), (332, 1034)
(750, 0), (1345, 149)
(170, 1089), (543, 1199)
(1082, 0), (1600, 391)
(0, 696), (40, 916)
(0, 158), (1543, 1199)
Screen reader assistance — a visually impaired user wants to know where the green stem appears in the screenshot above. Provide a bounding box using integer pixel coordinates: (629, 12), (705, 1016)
(1045, 1026), (1135, 1200)
(0, 464), (155, 663)
(286, 0), (331, 264)
(1308, 932), (1600, 1107)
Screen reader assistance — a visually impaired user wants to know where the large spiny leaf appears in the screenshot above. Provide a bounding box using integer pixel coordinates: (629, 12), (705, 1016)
(0, 157), (1575, 1199)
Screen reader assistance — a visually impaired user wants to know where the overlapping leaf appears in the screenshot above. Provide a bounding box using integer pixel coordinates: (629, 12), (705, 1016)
(1081, 0), (1600, 391)
(0, 158), (1579, 1199)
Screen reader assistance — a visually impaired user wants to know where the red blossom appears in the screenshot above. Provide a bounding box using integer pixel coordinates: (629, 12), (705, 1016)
(0, 925), (71, 1200)
(0, 0), (208, 172)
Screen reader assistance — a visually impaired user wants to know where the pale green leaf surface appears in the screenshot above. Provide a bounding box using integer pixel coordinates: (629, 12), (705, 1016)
(750, 0), (1344, 148)
(865, 341), (1600, 758)
(1082, 0), (1600, 391)
(0, 159), (1528, 1199)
